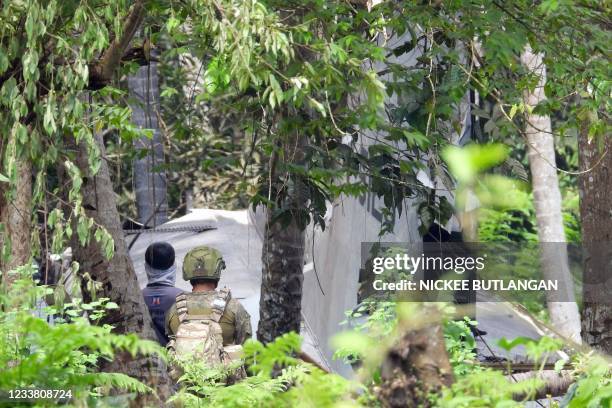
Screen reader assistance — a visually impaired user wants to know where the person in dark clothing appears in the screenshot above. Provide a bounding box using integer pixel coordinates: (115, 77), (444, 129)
(142, 242), (183, 346)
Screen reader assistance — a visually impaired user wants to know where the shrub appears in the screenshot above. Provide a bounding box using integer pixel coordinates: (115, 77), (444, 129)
(0, 265), (162, 406)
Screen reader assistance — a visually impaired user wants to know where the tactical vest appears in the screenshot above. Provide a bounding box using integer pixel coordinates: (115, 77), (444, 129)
(167, 288), (243, 365)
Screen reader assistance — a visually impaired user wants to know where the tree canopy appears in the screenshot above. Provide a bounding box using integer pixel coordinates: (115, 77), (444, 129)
(0, 0), (610, 406)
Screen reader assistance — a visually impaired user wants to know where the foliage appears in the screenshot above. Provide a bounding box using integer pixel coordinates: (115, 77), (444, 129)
(478, 204), (538, 243)
(563, 353), (612, 408)
(166, 310), (612, 408)
(478, 189), (582, 245)
(169, 332), (358, 407)
(438, 336), (612, 408)
(497, 336), (564, 365)
(443, 142), (581, 320)
(437, 369), (534, 408)
(333, 300), (395, 367)
(191, 0), (611, 234)
(0, 0), (610, 405)
(478, 144), (582, 244)
(0, 266), (163, 406)
(333, 300), (612, 407)
(442, 143), (529, 214)
(154, 50), (259, 211)
(152, 0), (440, 232)
(0, 0), (606, 266)
(334, 301), (482, 381)
(443, 316), (481, 377)
(1, 267), (609, 407)
(132, 0), (610, 240)
(0, 0), (143, 262)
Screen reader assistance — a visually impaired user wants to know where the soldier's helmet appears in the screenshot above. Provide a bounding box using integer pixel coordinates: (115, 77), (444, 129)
(182, 246), (226, 281)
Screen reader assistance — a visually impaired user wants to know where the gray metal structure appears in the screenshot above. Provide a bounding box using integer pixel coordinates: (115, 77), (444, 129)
(128, 59), (168, 227)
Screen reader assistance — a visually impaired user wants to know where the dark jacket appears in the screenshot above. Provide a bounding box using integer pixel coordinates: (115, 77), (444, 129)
(142, 284), (183, 346)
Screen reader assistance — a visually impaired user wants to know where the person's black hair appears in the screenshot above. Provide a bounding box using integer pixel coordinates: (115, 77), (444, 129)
(190, 278), (219, 287)
(145, 242), (175, 270)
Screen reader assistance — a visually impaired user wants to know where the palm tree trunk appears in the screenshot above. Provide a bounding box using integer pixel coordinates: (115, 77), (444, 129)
(520, 45), (581, 342)
(578, 125), (612, 354)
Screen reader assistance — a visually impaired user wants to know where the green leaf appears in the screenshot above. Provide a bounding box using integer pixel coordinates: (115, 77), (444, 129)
(166, 16), (180, 32)
(0, 51), (8, 74)
(497, 336), (534, 352)
(540, 0), (559, 13)
(43, 100), (56, 135)
(476, 175), (528, 209)
(307, 97), (326, 117)
(15, 123), (28, 144)
(268, 74), (283, 106)
(331, 331), (374, 359)
(509, 104), (518, 119)
(77, 220), (89, 246)
(402, 129), (429, 148)
(442, 144), (508, 183)
(554, 358), (567, 373)
(160, 86), (178, 99)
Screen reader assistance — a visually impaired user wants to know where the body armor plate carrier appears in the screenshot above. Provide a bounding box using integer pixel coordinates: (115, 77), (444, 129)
(168, 288), (242, 367)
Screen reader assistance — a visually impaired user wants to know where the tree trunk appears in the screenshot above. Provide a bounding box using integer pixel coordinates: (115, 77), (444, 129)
(520, 45), (581, 342)
(257, 211), (306, 343)
(256, 128), (307, 343)
(72, 132), (171, 402)
(0, 158), (32, 283)
(0, 182), (4, 276)
(578, 126), (612, 354)
(128, 59), (168, 227)
(377, 306), (453, 407)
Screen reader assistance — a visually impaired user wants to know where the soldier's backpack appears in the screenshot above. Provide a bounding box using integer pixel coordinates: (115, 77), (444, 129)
(168, 288), (232, 366)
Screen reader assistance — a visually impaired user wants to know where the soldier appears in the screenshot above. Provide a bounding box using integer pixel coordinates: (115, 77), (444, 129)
(165, 246), (252, 363)
(142, 242), (183, 346)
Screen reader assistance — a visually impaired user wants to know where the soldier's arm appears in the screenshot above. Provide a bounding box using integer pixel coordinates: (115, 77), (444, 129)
(233, 302), (252, 345)
(165, 303), (179, 337)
